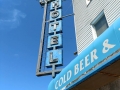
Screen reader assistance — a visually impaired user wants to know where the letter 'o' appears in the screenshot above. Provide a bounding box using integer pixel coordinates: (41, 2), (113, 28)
(59, 77), (63, 87)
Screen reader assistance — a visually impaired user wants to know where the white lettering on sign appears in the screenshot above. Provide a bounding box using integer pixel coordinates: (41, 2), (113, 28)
(55, 81), (58, 89)
(74, 49), (98, 76)
(74, 64), (79, 75)
(102, 39), (116, 53)
(55, 70), (72, 89)
(80, 59), (84, 71)
(59, 77), (63, 86)
(51, 21), (59, 31)
(91, 49), (98, 63)
(52, 1), (59, 9)
(54, 39), (116, 89)
(85, 54), (90, 67)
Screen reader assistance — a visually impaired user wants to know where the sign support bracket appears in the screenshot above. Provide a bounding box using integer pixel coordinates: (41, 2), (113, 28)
(36, 1), (48, 76)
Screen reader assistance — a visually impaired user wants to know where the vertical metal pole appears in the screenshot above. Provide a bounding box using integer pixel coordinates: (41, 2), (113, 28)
(52, 64), (56, 78)
(36, 1), (48, 74)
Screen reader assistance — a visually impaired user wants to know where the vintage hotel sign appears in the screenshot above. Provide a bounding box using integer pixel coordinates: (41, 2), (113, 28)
(46, 0), (62, 66)
(46, 0), (63, 77)
(48, 18), (120, 90)
(36, 0), (63, 78)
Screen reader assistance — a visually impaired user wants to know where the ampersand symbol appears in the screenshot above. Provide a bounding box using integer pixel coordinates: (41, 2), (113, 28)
(102, 39), (116, 53)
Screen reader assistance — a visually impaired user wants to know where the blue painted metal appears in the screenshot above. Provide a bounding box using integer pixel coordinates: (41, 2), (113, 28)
(48, 17), (120, 90)
(47, 34), (62, 49)
(45, 0), (63, 77)
(67, 52), (120, 90)
(50, 9), (62, 21)
(46, 49), (62, 67)
(50, 0), (62, 11)
(49, 20), (62, 35)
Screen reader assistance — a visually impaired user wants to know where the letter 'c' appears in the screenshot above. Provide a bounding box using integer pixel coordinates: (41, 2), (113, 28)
(55, 81), (58, 89)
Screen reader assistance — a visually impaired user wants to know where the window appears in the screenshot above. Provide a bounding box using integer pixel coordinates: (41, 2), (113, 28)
(94, 15), (108, 36)
(91, 12), (108, 39)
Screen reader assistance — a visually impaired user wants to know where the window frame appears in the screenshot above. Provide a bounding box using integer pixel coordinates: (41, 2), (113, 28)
(91, 11), (108, 40)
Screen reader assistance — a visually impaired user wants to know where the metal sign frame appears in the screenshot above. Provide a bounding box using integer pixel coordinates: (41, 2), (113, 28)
(36, 0), (74, 78)
(36, 0), (63, 78)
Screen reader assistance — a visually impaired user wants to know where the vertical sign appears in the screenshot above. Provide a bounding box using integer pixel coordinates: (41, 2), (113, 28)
(46, 0), (63, 77)
(36, 0), (63, 78)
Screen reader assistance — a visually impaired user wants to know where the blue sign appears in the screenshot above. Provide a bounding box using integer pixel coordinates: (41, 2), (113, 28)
(50, 9), (62, 21)
(47, 34), (62, 49)
(49, 20), (62, 35)
(50, 0), (61, 11)
(48, 18), (120, 90)
(46, 0), (62, 69)
(46, 49), (62, 67)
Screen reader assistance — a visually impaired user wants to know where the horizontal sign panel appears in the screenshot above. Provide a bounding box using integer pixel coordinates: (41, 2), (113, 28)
(48, 18), (120, 90)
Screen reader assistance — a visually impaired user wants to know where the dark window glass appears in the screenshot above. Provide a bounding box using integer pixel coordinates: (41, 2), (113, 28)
(94, 15), (108, 36)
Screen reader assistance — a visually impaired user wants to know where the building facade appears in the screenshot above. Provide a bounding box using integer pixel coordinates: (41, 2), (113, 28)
(73, 0), (120, 90)
(73, 0), (120, 54)
(48, 0), (120, 90)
